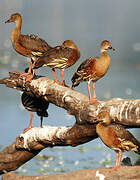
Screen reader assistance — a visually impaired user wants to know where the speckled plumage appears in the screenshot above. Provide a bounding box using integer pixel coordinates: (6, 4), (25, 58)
(5, 13), (52, 80)
(16, 34), (51, 57)
(5, 13), (51, 58)
(96, 111), (140, 170)
(71, 40), (114, 104)
(35, 40), (80, 86)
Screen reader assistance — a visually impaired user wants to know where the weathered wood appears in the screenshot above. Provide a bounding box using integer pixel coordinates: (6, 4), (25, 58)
(0, 71), (140, 176)
(0, 141), (40, 175)
(2, 166), (140, 180)
(0, 123), (97, 175)
(0, 71), (140, 126)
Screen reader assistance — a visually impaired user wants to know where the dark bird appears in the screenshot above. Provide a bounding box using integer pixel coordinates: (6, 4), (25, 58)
(21, 90), (49, 132)
(71, 40), (114, 104)
(35, 40), (80, 86)
(96, 111), (140, 170)
(5, 13), (52, 81)
(21, 92), (49, 132)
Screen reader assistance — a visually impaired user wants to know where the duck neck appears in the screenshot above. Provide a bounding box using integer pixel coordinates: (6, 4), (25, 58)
(95, 50), (110, 76)
(100, 50), (110, 64)
(100, 49), (109, 56)
(11, 18), (22, 44)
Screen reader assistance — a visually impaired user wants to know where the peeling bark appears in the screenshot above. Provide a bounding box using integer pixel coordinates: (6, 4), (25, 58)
(0, 124), (97, 175)
(0, 71), (140, 176)
(0, 71), (140, 126)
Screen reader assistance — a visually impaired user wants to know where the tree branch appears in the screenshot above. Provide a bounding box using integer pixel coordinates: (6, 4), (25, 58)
(0, 71), (140, 175)
(0, 123), (97, 175)
(0, 71), (140, 126)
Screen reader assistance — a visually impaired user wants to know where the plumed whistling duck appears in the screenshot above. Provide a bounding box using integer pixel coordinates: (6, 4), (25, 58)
(96, 111), (140, 170)
(71, 40), (115, 104)
(5, 13), (52, 81)
(35, 40), (80, 86)
(21, 91), (49, 132)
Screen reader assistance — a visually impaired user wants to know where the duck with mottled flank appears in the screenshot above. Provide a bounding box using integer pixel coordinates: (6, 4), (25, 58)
(96, 111), (140, 170)
(35, 40), (80, 87)
(5, 13), (52, 81)
(72, 40), (114, 104)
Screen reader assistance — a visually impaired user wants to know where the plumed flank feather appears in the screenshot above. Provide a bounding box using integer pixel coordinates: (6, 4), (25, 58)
(77, 58), (94, 71)
(71, 58), (94, 87)
(71, 72), (82, 87)
(109, 124), (140, 154)
(34, 57), (46, 69)
(19, 34), (52, 54)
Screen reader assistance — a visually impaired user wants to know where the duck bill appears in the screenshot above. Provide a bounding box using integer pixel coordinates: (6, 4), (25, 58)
(109, 46), (115, 51)
(5, 18), (12, 23)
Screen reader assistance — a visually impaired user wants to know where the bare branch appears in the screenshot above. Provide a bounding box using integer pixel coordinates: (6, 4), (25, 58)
(0, 71), (140, 126)
(0, 71), (140, 175)
(0, 123), (97, 175)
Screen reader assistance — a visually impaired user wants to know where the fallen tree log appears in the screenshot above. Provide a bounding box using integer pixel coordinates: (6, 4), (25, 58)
(2, 166), (140, 180)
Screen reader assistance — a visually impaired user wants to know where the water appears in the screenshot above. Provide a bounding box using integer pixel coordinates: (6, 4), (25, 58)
(0, 0), (140, 177)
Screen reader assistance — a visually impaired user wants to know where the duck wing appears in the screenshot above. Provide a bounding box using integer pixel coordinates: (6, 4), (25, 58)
(35, 46), (77, 69)
(18, 34), (51, 54)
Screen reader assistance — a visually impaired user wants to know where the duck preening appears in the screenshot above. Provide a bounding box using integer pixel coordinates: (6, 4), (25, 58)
(5, 13), (52, 81)
(96, 111), (140, 170)
(71, 40), (115, 104)
(34, 40), (80, 87)
(21, 91), (49, 132)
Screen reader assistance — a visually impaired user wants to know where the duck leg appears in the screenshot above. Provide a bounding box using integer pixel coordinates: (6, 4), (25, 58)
(52, 68), (61, 84)
(23, 111), (34, 133)
(25, 58), (37, 82)
(87, 82), (98, 104)
(118, 150), (122, 168)
(19, 58), (35, 82)
(20, 59), (33, 78)
(87, 81), (92, 103)
(60, 69), (66, 86)
(110, 150), (122, 170)
(61, 69), (72, 88)
(40, 116), (43, 128)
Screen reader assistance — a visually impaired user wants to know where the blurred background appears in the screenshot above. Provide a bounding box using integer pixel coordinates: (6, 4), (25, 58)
(0, 0), (140, 176)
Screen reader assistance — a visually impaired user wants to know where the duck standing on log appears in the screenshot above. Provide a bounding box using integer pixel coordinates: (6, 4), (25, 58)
(34, 40), (80, 87)
(96, 111), (140, 170)
(5, 13), (52, 81)
(71, 40), (114, 104)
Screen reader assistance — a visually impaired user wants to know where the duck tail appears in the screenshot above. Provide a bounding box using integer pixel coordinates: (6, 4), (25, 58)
(71, 72), (81, 88)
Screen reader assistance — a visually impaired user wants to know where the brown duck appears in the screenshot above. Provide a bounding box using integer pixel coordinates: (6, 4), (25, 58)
(5, 13), (52, 81)
(96, 111), (140, 170)
(72, 40), (114, 104)
(35, 40), (80, 86)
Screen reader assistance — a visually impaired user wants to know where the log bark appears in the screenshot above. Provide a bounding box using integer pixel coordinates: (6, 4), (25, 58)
(0, 71), (140, 126)
(0, 71), (140, 176)
(2, 166), (140, 180)
(0, 124), (97, 175)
